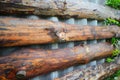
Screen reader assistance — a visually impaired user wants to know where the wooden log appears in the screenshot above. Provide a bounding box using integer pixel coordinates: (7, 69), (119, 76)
(55, 57), (120, 80)
(0, 0), (120, 20)
(0, 42), (114, 80)
(0, 17), (120, 47)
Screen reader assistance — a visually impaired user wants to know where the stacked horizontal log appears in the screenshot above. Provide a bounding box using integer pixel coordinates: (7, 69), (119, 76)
(0, 0), (120, 80)
(0, 17), (120, 47)
(0, 42), (114, 80)
(0, 0), (120, 20)
(55, 57), (120, 80)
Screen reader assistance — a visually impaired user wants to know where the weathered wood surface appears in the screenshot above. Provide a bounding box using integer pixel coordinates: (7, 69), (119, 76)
(55, 57), (120, 80)
(0, 0), (120, 20)
(0, 17), (120, 47)
(0, 43), (114, 80)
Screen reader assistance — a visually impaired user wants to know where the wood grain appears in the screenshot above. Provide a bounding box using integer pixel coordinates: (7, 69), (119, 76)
(0, 0), (120, 20)
(55, 57), (120, 80)
(0, 17), (120, 47)
(0, 42), (114, 80)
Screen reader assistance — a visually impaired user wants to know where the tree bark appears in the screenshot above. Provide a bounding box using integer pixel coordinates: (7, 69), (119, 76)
(0, 17), (120, 47)
(55, 57), (120, 80)
(0, 0), (120, 20)
(0, 42), (114, 80)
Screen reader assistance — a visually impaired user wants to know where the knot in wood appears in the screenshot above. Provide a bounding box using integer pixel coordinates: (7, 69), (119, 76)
(56, 31), (66, 41)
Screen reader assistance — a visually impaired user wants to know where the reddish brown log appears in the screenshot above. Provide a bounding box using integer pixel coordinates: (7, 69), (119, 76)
(0, 17), (120, 47)
(55, 57), (120, 80)
(0, 42), (114, 80)
(0, 0), (120, 20)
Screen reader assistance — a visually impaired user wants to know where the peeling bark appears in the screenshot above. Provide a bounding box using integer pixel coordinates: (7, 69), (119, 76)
(0, 42), (114, 80)
(0, 0), (120, 20)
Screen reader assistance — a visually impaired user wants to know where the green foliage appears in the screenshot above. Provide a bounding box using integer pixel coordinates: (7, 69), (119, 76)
(104, 70), (120, 80)
(104, 18), (120, 26)
(106, 49), (120, 63)
(111, 38), (120, 49)
(105, 0), (120, 9)
(104, 18), (120, 63)
(106, 58), (114, 62)
(103, 4), (120, 78)
(111, 38), (119, 45)
(106, 38), (120, 63)
(112, 49), (120, 57)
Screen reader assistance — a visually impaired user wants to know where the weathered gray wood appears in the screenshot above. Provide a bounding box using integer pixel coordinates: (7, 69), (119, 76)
(55, 57), (120, 80)
(0, 0), (120, 20)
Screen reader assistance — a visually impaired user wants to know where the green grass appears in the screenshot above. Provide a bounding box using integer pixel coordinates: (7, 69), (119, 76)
(105, 0), (120, 9)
